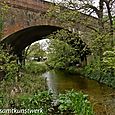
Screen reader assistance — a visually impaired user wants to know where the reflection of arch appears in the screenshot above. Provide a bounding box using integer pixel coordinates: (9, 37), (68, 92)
(1, 25), (90, 65)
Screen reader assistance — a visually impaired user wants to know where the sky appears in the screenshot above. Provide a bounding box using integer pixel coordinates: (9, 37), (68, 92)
(45, 0), (99, 7)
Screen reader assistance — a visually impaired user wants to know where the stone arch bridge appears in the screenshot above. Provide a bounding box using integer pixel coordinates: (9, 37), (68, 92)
(0, 0), (102, 64)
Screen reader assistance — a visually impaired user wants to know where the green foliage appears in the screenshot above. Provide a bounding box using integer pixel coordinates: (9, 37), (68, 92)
(0, 90), (93, 115)
(90, 31), (111, 57)
(103, 48), (115, 69)
(0, 47), (48, 110)
(67, 66), (82, 74)
(0, 73), (47, 109)
(82, 55), (115, 87)
(0, 1), (9, 15)
(25, 61), (48, 74)
(0, 46), (20, 82)
(0, 0), (10, 38)
(58, 90), (93, 115)
(46, 4), (80, 28)
(82, 57), (102, 80)
(47, 38), (79, 70)
(48, 30), (90, 56)
(12, 91), (53, 114)
(26, 42), (46, 61)
(19, 73), (47, 93)
(0, 17), (3, 33)
(46, 30), (90, 72)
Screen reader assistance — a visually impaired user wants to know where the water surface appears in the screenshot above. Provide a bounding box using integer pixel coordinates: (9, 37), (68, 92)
(43, 70), (115, 115)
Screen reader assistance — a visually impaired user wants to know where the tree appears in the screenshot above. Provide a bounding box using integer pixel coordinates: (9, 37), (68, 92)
(47, 38), (79, 70)
(69, 0), (115, 80)
(46, 0), (115, 55)
(26, 42), (46, 61)
(46, 29), (91, 71)
(45, 0), (115, 81)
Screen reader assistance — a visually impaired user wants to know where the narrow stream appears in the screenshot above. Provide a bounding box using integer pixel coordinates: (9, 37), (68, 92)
(42, 70), (115, 115)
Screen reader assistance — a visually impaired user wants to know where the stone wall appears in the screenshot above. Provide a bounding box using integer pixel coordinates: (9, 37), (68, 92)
(2, 0), (101, 39)
(3, 3), (59, 37)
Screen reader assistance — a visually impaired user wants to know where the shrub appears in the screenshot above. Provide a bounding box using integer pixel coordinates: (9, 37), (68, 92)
(25, 61), (48, 74)
(0, 46), (20, 82)
(58, 90), (93, 115)
(0, 90), (93, 115)
(11, 91), (53, 115)
(82, 57), (115, 87)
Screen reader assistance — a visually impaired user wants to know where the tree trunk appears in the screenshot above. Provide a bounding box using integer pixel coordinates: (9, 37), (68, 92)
(104, 0), (114, 48)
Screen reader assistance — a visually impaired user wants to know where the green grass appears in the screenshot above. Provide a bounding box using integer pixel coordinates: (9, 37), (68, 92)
(0, 72), (47, 108)
(0, 61), (94, 115)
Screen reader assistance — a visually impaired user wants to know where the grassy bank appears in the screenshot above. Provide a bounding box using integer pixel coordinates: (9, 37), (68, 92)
(81, 58), (115, 88)
(0, 72), (47, 107)
(0, 60), (94, 115)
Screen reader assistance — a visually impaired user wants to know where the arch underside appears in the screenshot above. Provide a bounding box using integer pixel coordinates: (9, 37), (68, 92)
(1, 25), (62, 56)
(1, 25), (91, 66)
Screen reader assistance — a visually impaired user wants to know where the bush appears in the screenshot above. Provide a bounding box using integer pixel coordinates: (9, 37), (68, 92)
(0, 73), (48, 109)
(82, 57), (115, 88)
(19, 73), (47, 93)
(58, 90), (93, 115)
(11, 91), (53, 115)
(25, 61), (48, 74)
(0, 46), (20, 82)
(0, 90), (93, 115)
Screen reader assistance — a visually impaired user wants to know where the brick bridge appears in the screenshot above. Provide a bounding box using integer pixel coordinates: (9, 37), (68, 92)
(0, 0), (101, 64)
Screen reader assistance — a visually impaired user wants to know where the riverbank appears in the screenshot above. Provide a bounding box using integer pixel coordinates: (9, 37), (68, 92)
(43, 70), (115, 115)
(54, 62), (115, 89)
(80, 60), (115, 88)
(0, 61), (93, 115)
(0, 72), (48, 107)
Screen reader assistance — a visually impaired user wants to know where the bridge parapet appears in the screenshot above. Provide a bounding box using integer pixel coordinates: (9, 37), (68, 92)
(2, 5), (61, 38)
(3, 0), (49, 12)
(1, 0), (109, 46)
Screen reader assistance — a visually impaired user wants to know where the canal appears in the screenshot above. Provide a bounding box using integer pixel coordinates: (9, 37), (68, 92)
(43, 70), (115, 115)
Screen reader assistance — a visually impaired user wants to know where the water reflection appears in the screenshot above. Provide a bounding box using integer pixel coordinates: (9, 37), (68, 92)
(42, 70), (115, 115)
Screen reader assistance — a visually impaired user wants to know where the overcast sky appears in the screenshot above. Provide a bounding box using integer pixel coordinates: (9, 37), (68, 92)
(45, 0), (99, 6)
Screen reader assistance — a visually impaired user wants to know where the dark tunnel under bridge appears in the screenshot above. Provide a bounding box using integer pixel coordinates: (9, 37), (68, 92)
(0, 25), (91, 65)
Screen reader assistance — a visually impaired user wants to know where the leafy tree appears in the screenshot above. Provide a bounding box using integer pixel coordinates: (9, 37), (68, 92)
(47, 39), (78, 69)
(26, 42), (46, 61)
(45, 0), (115, 84)
(46, 0), (114, 56)
(46, 30), (91, 71)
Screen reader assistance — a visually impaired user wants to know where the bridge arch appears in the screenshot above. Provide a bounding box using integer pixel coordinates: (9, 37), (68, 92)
(1, 25), (62, 54)
(1, 25), (90, 65)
